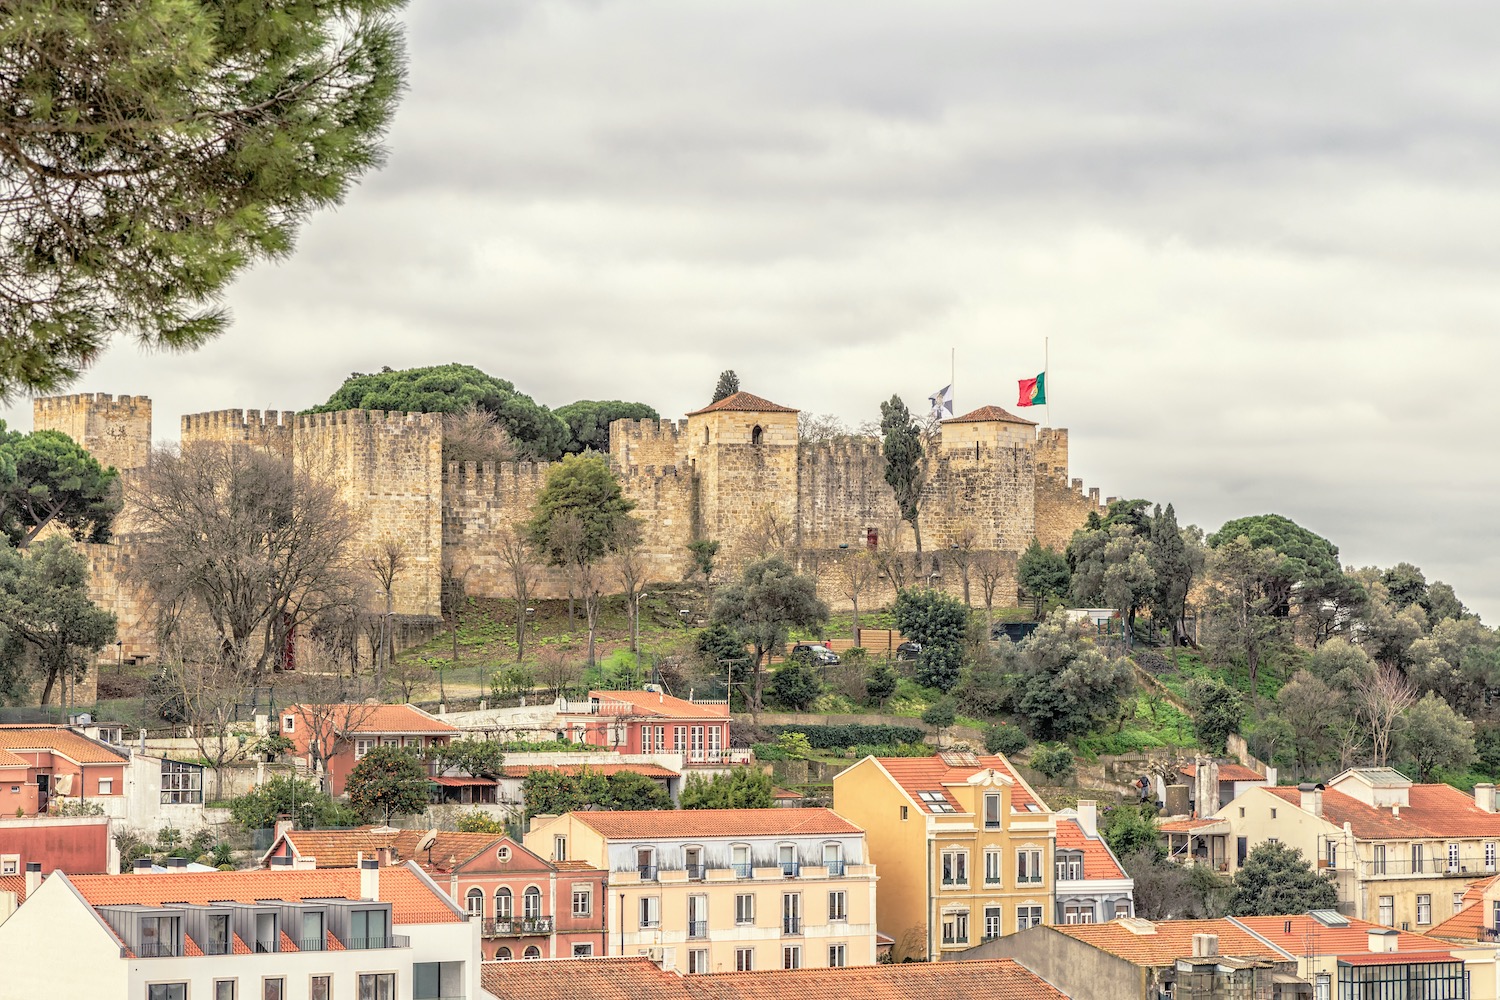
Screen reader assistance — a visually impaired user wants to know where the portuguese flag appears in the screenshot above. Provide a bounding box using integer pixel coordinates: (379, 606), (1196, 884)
(1017, 372), (1046, 407)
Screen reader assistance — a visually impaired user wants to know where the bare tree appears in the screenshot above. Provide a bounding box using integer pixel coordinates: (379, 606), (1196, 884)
(835, 549), (877, 643)
(129, 442), (358, 682)
(496, 525), (538, 663)
(157, 620), (251, 801)
(741, 506), (797, 560)
(873, 545), (912, 595)
(576, 551), (609, 666)
(364, 539), (406, 691)
(440, 552), (471, 703)
(535, 648), (583, 702)
(442, 406), (516, 467)
(974, 550), (1009, 637)
(945, 522), (979, 606)
(1357, 664), (1416, 767)
(278, 655), (377, 793)
(615, 518), (650, 655)
(797, 412), (851, 443)
(549, 512), (586, 629)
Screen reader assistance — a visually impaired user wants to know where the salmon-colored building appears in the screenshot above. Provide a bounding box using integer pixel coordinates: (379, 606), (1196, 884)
(556, 691), (739, 764)
(0, 725), (128, 816)
(262, 826), (608, 960)
(279, 703), (456, 796)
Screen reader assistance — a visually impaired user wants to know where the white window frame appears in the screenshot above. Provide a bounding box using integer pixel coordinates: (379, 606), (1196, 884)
(782, 945), (801, 970)
(465, 889), (484, 917)
(1417, 893), (1432, 925)
(1487, 842), (1497, 871)
(828, 943), (847, 968)
(1017, 904), (1043, 930)
(354, 738), (374, 759)
(941, 848), (969, 887)
(572, 943), (593, 957)
(735, 893), (755, 925)
(1017, 848), (1043, 884)
(0, 855), (19, 875)
(99, 777), (114, 794)
(828, 890), (847, 922)
(1379, 895), (1394, 926)
(687, 949), (710, 974)
(984, 849), (1003, 886)
(735, 947), (754, 972)
(283, 716), (295, 733)
(984, 905), (1002, 941)
(639, 895), (661, 929)
(1448, 843), (1460, 873)
(572, 886), (591, 917)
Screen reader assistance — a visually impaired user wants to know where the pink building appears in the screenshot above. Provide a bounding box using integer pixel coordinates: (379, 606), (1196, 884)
(279, 703), (456, 796)
(0, 725), (128, 816)
(557, 691), (742, 765)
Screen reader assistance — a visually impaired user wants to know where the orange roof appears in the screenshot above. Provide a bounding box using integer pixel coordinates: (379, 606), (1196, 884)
(0, 748), (30, 768)
(1056, 818), (1125, 879)
(1238, 914), (1457, 958)
(944, 405), (1037, 427)
(0, 875), (27, 902)
(277, 828), (530, 873)
(1180, 763), (1266, 782)
(68, 865), (461, 924)
(580, 690), (730, 720)
(572, 808), (861, 840)
(1159, 817), (1231, 834)
(687, 959), (1068, 1000)
(1263, 784), (1500, 839)
(284, 704), (456, 735)
(499, 762), (679, 779)
(873, 754), (1044, 814)
(0, 726), (128, 765)
(1428, 878), (1499, 941)
(480, 957), (685, 1000)
(686, 391), (798, 416)
(1054, 919), (1279, 967)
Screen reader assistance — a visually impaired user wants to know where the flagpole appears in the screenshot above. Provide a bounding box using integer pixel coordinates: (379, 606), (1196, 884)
(950, 346), (955, 415)
(1044, 336), (1050, 427)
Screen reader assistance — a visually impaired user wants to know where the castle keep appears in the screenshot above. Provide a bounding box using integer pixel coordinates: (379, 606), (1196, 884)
(33, 389), (1111, 670)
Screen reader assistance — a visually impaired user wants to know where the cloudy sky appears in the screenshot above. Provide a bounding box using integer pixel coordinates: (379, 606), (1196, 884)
(9, 1), (1500, 617)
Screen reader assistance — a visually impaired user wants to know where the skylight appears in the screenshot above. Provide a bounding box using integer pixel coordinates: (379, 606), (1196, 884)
(917, 791), (956, 813)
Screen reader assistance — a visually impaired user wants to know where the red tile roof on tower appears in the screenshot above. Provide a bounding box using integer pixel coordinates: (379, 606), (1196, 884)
(1262, 784), (1500, 839)
(569, 808), (860, 840)
(579, 690), (729, 719)
(0, 726), (129, 765)
(1053, 918), (1279, 967)
(1237, 914), (1458, 959)
(1180, 763), (1266, 782)
(943, 405), (1037, 427)
(686, 392), (799, 416)
(687, 959), (1069, 1000)
(1056, 818), (1126, 879)
(67, 865), (462, 923)
(872, 754), (1045, 814)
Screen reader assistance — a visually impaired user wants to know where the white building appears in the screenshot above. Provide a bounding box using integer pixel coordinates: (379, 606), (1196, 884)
(0, 859), (481, 1000)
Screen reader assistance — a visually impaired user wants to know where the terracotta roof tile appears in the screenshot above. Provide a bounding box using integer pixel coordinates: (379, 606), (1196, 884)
(68, 865), (461, 924)
(1338, 950), (1462, 966)
(687, 959), (1068, 1000)
(1237, 914), (1456, 958)
(348, 705), (457, 734)
(1262, 784), (1500, 839)
(1428, 878), (1498, 941)
(499, 762), (679, 779)
(1054, 919), (1278, 967)
(1056, 818), (1126, 879)
(0, 875), (26, 902)
(944, 405), (1037, 427)
(480, 957), (686, 1000)
(873, 755), (1044, 814)
(573, 808), (861, 840)
(686, 392), (798, 416)
(577, 691), (730, 720)
(1158, 818), (1230, 834)
(279, 829), (506, 871)
(0, 726), (128, 764)
(0, 748), (30, 767)
(1180, 763), (1266, 782)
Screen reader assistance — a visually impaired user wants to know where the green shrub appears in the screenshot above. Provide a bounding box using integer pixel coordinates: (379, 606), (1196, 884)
(752, 742), (789, 761)
(764, 723), (926, 749)
(1029, 743), (1076, 781)
(985, 724), (1030, 756)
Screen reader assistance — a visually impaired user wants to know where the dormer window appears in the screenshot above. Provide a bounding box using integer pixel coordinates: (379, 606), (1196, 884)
(637, 847), (658, 879)
(984, 793), (1002, 828)
(918, 791), (956, 813)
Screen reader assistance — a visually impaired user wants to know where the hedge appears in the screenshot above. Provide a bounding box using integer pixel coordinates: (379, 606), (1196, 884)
(764, 723), (926, 749)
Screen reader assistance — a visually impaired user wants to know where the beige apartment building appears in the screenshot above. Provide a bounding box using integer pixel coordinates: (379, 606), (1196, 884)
(523, 808), (877, 974)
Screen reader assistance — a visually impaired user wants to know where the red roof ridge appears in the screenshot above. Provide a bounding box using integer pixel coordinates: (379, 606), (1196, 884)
(686, 391), (798, 416)
(944, 404), (1037, 426)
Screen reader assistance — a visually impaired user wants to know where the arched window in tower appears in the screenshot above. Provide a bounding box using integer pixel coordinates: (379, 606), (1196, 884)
(752, 425), (764, 446)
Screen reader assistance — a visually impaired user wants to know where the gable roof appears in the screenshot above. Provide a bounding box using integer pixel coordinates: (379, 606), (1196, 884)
(1428, 876), (1500, 941)
(0, 748), (30, 768)
(0, 874), (27, 903)
(67, 864), (462, 923)
(480, 957), (685, 1000)
(1261, 784), (1500, 839)
(687, 959), (1069, 1000)
(1055, 817), (1126, 880)
(1237, 914), (1458, 958)
(570, 808), (860, 840)
(0, 726), (129, 765)
(870, 754), (1045, 814)
(1180, 763), (1266, 783)
(943, 405), (1037, 427)
(1052, 918), (1281, 967)
(686, 392), (798, 416)
(274, 828), (513, 872)
(580, 691), (730, 720)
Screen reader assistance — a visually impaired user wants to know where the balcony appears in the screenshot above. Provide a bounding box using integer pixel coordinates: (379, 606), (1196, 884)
(733, 863), (753, 878)
(1361, 857), (1492, 879)
(1484, 927), (1500, 942)
(638, 865), (659, 881)
(137, 943), (177, 958)
(482, 918), (554, 937)
(685, 865), (706, 881)
(687, 921), (707, 939)
(781, 862), (800, 878)
(782, 918), (802, 935)
(825, 860), (845, 877)
(292, 938), (325, 952)
(347, 936), (411, 950)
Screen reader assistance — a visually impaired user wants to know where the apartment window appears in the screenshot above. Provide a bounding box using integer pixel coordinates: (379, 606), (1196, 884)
(651, 725), (666, 752)
(732, 844), (752, 878)
(637, 847), (658, 879)
(1418, 894), (1432, 925)
(1271, 809), (1277, 819)
(1488, 842), (1497, 870)
(357, 974), (394, 1000)
(690, 726), (705, 756)
(639, 895), (661, 929)
(573, 944), (593, 957)
(300, 911), (324, 951)
(1017, 905), (1043, 930)
(215, 982), (236, 1000)
(496, 947), (512, 961)
(941, 910), (969, 946)
(828, 890), (847, 922)
(782, 892), (802, 935)
(1315, 973), (1331, 1000)
(204, 914), (230, 955)
(309, 977), (329, 1000)
(1064, 904), (1096, 924)
(554, 836), (567, 861)
(1325, 841), (1337, 868)
(381, 738), (399, 748)
(1448, 843), (1460, 872)
(523, 946), (540, 959)
(1055, 852), (1082, 882)
(984, 906), (1002, 941)
(350, 908), (389, 949)
(404, 738), (421, 748)
(99, 778), (114, 794)
(1379, 896), (1394, 926)
(782, 946), (802, 970)
(0, 856), (15, 875)
(495, 888), (513, 918)
(160, 760), (202, 805)
(466, 888), (484, 917)
(900, 806), (909, 821)
(1239, 807), (1245, 818)
(985, 849), (1002, 886)
(735, 948), (754, 972)
(687, 894), (709, 939)
(708, 727), (722, 755)
(148, 986), (187, 1000)
(829, 943), (847, 968)
(736, 893), (755, 925)
(1412, 843), (1425, 874)
(283, 715), (296, 733)
(523, 886), (541, 919)
(822, 842), (844, 875)
(687, 949), (710, 974)
(263, 980), (285, 1000)
(354, 739), (374, 759)
(779, 843), (799, 877)
(1373, 844), (1387, 875)
(984, 793), (1002, 829)
(941, 849), (968, 887)
(573, 886), (591, 917)
(673, 727), (686, 752)
(1017, 849), (1043, 884)
(140, 914), (180, 957)
(413, 963), (464, 1000)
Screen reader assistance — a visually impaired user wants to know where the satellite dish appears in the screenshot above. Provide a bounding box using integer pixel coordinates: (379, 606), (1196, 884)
(416, 829), (438, 853)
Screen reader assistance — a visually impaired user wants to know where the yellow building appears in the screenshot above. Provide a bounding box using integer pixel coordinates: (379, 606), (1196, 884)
(523, 808), (877, 974)
(832, 752), (1055, 962)
(1168, 768), (1500, 934)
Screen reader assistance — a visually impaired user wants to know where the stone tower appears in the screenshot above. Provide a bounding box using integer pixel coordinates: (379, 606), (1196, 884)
(32, 393), (152, 472)
(684, 391), (801, 558)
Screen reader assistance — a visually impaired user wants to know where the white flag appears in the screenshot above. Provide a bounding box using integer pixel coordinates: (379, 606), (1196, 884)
(928, 384), (954, 420)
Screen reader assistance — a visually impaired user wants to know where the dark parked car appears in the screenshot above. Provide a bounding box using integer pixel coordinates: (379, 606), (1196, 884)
(895, 641), (922, 661)
(790, 643), (841, 666)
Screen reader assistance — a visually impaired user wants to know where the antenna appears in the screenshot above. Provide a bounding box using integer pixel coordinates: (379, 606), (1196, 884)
(416, 829), (438, 854)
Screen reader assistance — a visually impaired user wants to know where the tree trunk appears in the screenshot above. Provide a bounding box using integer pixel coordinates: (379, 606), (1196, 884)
(851, 594), (860, 643)
(515, 601), (526, 662)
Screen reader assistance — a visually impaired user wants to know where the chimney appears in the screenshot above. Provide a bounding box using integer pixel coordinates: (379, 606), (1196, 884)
(375, 847), (393, 868)
(1368, 929), (1397, 954)
(1299, 783), (1324, 818)
(164, 857), (188, 869)
(359, 858), (380, 901)
(1191, 933), (1219, 958)
(1477, 783), (1497, 814)
(24, 862), (41, 898)
(273, 817), (295, 842)
(133, 858), (154, 874)
(1077, 800), (1098, 838)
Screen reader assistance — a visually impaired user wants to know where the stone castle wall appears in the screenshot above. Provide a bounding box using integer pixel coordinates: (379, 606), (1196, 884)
(33, 393), (152, 472)
(181, 409), (295, 460)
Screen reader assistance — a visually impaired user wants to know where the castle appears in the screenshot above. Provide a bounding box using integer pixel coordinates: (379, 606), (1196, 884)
(32, 388), (1114, 678)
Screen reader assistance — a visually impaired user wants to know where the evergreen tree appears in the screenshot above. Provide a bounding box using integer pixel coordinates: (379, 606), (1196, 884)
(1017, 539), (1070, 618)
(554, 400), (660, 454)
(0, 428), (121, 546)
(345, 746), (432, 824)
(1185, 677), (1245, 755)
(712, 557), (827, 715)
(879, 395), (925, 554)
(0, 536), (117, 705)
(680, 768), (775, 809)
(892, 588), (968, 692)
(712, 371), (740, 402)
(1229, 841), (1338, 916)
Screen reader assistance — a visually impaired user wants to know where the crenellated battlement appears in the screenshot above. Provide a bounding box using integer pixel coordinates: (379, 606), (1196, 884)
(34, 392), (150, 413)
(33, 392), (152, 471)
